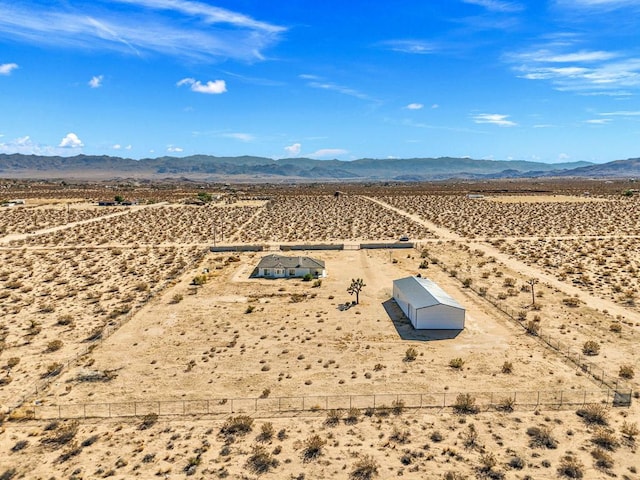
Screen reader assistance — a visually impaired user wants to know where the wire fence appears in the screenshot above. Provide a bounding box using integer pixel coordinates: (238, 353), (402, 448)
(8, 248), (211, 414)
(432, 259), (633, 402)
(24, 388), (629, 421)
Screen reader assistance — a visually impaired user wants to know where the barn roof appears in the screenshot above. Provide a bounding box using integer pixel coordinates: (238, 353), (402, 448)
(257, 254), (325, 269)
(393, 276), (464, 310)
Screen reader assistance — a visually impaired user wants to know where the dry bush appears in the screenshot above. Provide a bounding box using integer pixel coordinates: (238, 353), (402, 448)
(591, 448), (614, 470)
(344, 407), (361, 425)
(501, 361), (513, 374)
(452, 393), (478, 414)
(220, 415), (254, 437)
(302, 434), (326, 462)
(576, 404), (608, 426)
(526, 425), (558, 449)
(449, 357), (465, 370)
(41, 420), (79, 448)
(246, 445), (278, 474)
(582, 340), (600, 356)
(350, 455), (379, 480)
(495, 396), (515, 412)
(256, 422), (274, 442)
(619, 364), (634, 379)
(138, 413), (158, 430)
(45, 339), (63, 352)
(404, 347), (418, 362)
(325, 409), (343, 427)
(591, 428), (619, 451)
(557, 455), (584, 479)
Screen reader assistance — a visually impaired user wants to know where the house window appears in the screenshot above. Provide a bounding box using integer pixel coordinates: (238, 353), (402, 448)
(288, 269), (296, 276)
(264, 268), (271, 276)
(275, 268), (284, 276)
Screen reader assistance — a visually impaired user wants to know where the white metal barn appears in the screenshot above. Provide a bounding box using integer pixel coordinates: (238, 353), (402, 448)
(392, 276), (465, 330)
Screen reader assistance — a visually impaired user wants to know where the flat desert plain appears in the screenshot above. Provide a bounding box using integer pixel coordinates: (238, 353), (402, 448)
(0, 180), (638, 480)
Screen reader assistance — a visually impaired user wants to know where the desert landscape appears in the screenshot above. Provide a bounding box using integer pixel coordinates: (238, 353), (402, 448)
(0, 179), (638, 480)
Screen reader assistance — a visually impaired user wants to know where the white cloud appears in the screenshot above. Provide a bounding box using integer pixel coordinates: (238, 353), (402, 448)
(125, 144), (132, 150)
(167, 146), (183, 152)
(222, 132), (253, 142)
(305, 79), (372, 101)
(284, 143), (301, 156)
(0, 135), (75, 155)
(0, 62), (18, 75)
(177, 78), (227, 94)
(89, 75), (103, 88)
(58, 133), (84, 148)
(112, 144), (122, 149)
(309, 148), (348, 158)
(558, 153), (571, 160)
(472, 113), (517, 126)
(431, 104), (440, 109)
(406, 103), (424, 110)
(0, 1), (285, 63)
(585, 118), (611, 124)
(462, 0), (524, 12)
(508, 43), (640, 95)
(380, 39), (438, 55)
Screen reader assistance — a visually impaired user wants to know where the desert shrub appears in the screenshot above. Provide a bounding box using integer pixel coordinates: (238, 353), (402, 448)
(591, 448), (614, 469)
(391, 399), (405, 415)
(260, 388), (270, 399)
(325, 409), (343, 427)
(501, 361), (513, 374)
(526, 426), (558, 449)
(462, 424), (478, 449)
(344, 407), (360, 425)
(562, 297), (580, 307)
(11, 439), (28, 452)
(462, 278), (472, 288)
(170, 293), (183, 304)
(42, 362), (63, 378)
(302, 273), (313, 281)
(41, 420), (79, 447)
(246, 445), (278, 474)
(582, 340), (600, 356)
(45, 340), (63, 352)
(302, 434), (326, 461)
(621, 421), (639, 440)
(576, 404), (608, 426)
(350, 455), (379, 480)
(257, 422), (274, 442)
(479, 452), (498, 472)
(431, 430), (444, 442)
(6, 357), (19, 368)
(138, 413), (158, 430)
(0, 469), (16, 480)
(56, 314), (73, 326)
(81, 434), (99, 447)
(609, 322), (622, 332)
(619, 364), (634, 379)
(496, 396), (515, 412)
(192, 274), (207, 286)
(442, 472), (467, 480)
(557, 455), (584, 478)
(404, 347), (418, 362)
(449, 357), (465, 370)
(508, 456), (525, 469)
(245, 305), (255, 314)
(525, 320), (540, 335)
(591, 428), (619, 451)
(389, 427), (410, 444)
(453, 393), (478, 414)
(221, 415), (253, 437)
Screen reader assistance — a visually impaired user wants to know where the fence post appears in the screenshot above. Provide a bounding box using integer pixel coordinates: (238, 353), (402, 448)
(207, 400), (209, 415)
(559, 391), (563, 407)
(349, 396), (352, 409)
(442, 392), (446, 408)
(134, 402), (137, 416)
(158, 401), (161, 416)
(108, 403), (111, 418)
(255, 398), (258, 412)
(231, 399), (234, 413)
(84, 403), (86, 419)
(58, 404), (61, 419)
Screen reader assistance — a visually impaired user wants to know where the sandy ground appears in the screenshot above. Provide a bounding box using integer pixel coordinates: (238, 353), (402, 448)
(1, 188), (638, 480)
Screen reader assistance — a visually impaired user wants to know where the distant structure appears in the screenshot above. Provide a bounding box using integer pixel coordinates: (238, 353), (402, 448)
(466, 194), (484, 199)
(253, 254), (326, 279)
(392, 276), (465, 330)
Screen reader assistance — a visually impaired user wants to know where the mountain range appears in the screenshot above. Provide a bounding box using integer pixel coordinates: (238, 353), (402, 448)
(0, 153), (638, 182)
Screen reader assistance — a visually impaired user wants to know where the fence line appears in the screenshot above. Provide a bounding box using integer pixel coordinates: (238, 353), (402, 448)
(8, 248), (211, 414)
(24, 388), (629, 421)
(425, 252), (632, 402)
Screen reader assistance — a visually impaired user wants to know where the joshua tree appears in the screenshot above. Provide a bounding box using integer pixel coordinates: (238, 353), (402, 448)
(347, 278), (366, 305)
(527, 278), (538, 306)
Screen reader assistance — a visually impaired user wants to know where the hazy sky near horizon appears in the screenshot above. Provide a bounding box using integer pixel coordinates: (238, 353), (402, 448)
(1, 0), (640, 163)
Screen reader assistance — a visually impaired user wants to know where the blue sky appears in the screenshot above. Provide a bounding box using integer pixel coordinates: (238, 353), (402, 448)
(1, 0), (639, 163)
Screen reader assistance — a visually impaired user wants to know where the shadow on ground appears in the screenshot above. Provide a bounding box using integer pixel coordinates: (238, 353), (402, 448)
(382, 298), (462, 341)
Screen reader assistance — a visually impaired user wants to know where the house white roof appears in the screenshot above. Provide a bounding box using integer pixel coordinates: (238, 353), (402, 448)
(256, 254), (325, 269)
(393, 276), (464, 310)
